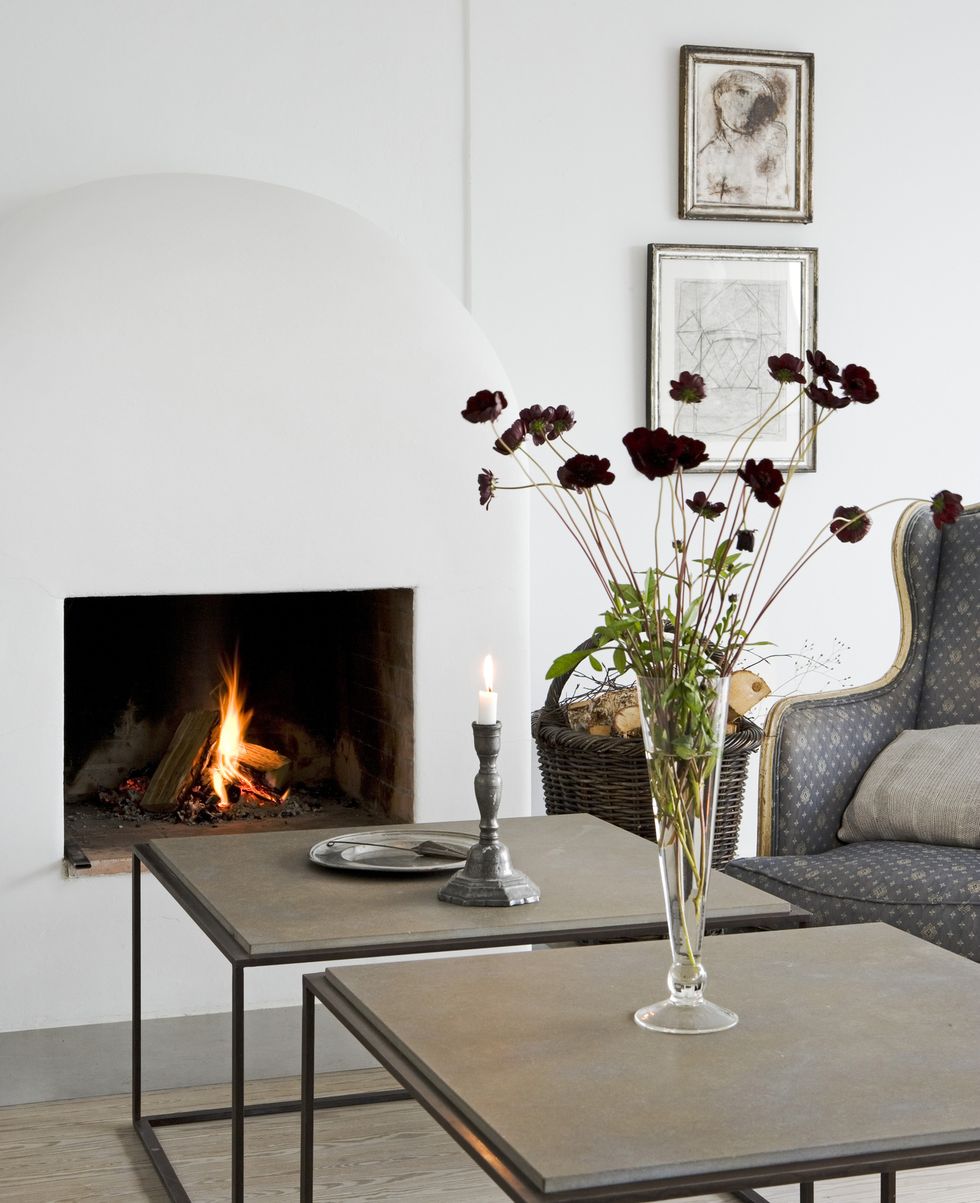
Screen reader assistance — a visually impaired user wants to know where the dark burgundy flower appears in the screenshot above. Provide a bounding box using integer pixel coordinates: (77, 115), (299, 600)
(768, 353), (806, 385)
(735, 529), (756, 552)
(931, 490), (964, 529)
(549, 404), (576, 437)
(556, 454), (615, 492)
(685, 490), (725, 520)
(493, 419), (526, 455)
(829, 505), (872, 544)
(806, 349), (842, 383)
(623, 427), (678, 479)
(738, 458), (784, 507)
(672, 539), (685, 552)
(669, 371), (707, 403)
(462, 389), (508, 423)
(477, 469), (496, 509)
(840, 364), (879, 404)
(519, 404), (556, 446)
(805, 381), (849, 410)
(675, 435), (709, 470)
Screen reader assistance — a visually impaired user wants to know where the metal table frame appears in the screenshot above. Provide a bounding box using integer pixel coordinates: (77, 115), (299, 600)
(303, 966), (960, 1203)
(132, 839), (807, 1203)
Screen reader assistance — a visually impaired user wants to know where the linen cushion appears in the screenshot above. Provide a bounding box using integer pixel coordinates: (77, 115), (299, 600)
(838, 725), (980, 848)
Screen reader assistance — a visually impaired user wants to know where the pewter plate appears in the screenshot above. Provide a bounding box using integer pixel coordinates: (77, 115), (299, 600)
(309, 829), (474, 874)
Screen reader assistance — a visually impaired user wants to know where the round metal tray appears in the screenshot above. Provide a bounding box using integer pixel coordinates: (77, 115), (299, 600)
(309, 829), (474, 874)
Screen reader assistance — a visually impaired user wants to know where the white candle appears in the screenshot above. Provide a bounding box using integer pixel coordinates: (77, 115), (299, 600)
(477, 654), (498, 724)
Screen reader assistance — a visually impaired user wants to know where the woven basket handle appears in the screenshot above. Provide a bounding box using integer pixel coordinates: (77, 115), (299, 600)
(542, 635), (602, 719)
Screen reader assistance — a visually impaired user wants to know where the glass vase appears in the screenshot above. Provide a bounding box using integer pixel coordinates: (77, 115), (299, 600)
(633, 674), (737, 1034)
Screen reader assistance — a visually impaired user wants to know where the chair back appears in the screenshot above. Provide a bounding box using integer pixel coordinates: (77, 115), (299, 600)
(916, 505), (980, 728)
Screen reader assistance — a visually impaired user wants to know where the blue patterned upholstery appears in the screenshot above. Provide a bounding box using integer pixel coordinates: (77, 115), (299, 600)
(728, 503), (980, 960)
(730, 842), (980, 958)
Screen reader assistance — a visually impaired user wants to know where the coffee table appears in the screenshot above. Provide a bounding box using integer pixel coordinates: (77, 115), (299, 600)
(132, 814), (806, 1201)
(303, 923), (980, 1203)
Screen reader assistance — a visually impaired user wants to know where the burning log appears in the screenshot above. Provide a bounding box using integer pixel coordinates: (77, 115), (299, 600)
(141, 709), (219, 814)
(238, 742), (291, 791)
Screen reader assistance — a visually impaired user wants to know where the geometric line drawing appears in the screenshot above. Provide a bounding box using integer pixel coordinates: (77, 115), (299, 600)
(674, 278), (787, 439)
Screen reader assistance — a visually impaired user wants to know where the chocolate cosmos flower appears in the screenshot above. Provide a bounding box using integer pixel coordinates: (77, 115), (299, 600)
(623, 427), (678, 479)
(519, 404), (557, 446)
(669, 371), (707, 403)
(549, 404), (576, 437)
(477, 469), (496, 509)
(738, 458), (784, 507)
(462, 389), (508, 423)
(768, 353), (806, 385)
(806, 349), (842, 384)
(931, 490), (964, 529)
(805, 381), (849, 410)
(675, 435), (709, 470)
(840, 364), (879, 404)
(735, 529), (756, 552)
(556, 454), (615, 492)
(830, 505), (872, 543)
(685, 491), (726, 519)
(493, 419), (526, 455)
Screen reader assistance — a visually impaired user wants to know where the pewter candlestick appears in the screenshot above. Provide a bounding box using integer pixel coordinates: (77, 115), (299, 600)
(438, 721), (540, 906)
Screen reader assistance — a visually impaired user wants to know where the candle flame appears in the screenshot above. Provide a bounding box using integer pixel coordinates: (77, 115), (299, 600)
(483, 654), (494, 692)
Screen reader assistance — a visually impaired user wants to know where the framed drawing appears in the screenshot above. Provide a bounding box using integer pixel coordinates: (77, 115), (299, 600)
(647, 243), (818, 472)
(680, 45), (813, 223)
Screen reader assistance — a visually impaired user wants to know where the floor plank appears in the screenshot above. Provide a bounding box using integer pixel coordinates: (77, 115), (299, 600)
(0, 1068), (976, 1201)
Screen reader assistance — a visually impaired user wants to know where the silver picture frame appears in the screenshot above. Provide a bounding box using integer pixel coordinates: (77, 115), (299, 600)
(647, 243), (818, 472)
(680, 45), (814, 223)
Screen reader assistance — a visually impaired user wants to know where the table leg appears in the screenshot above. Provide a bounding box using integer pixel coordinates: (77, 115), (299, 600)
(132, 853), (141, 1127)
(232, 964), (245, 1203)
(801, 1183), (815, 1203)
(301, 981), (315, 1203)
(881, 1170), (896, 1202)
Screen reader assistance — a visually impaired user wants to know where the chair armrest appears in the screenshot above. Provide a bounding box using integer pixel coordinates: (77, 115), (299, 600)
(758, 678), (921, 856)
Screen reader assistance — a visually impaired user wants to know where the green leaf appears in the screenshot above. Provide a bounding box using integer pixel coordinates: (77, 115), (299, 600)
(588, 654), (603, 672)
(545, 648), (593, 680)
(613, 646), (628, 675)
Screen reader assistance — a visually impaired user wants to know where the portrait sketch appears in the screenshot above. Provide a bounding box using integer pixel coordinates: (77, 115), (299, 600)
(648, 244), (818, 471)
(680, 47), (813, 223)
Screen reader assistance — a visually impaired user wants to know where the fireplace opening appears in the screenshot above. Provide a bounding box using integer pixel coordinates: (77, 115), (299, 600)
(64, 589), (414, 873)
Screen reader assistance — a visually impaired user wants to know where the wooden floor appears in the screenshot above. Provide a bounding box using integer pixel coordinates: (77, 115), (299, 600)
(0, 1067), (976, 1201)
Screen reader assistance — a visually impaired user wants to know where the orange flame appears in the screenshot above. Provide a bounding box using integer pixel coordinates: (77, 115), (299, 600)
(211, 657), (252, 811)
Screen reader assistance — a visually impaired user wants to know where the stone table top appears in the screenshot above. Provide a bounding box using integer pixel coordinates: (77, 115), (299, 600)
(136, 814), (799, 961)
(311, 923), (980, 1201)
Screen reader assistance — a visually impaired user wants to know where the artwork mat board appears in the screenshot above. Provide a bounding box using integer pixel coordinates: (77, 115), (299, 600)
(646, 243), (818, 472)
(680, 45), (814, 223)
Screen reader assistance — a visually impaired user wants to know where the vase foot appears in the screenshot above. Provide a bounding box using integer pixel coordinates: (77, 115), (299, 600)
(633, 998), (738, 1034)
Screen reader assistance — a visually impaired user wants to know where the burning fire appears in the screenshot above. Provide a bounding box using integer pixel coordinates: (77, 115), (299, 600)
(211, 658), (252, 810)
(206, 656), (289, 811)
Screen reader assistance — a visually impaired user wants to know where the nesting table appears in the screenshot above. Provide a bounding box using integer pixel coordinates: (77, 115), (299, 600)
(304, 923), (980, 1203)
(132, 814), (806, 1202)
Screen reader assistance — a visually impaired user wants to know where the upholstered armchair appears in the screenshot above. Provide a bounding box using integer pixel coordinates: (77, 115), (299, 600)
(727, 501), (980, 959)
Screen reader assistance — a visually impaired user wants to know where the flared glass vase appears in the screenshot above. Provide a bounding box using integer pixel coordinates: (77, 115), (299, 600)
(633, 674), (737, 1035)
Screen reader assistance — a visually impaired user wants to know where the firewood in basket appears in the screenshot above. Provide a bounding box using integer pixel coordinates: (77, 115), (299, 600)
(613, 705), (641, 738)
(727, 670), (771, 718)
(238, 742), (291, 791)
(141, 709), (219, 814)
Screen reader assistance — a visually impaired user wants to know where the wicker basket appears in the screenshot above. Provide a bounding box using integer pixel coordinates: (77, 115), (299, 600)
(531, 640), (762, 868)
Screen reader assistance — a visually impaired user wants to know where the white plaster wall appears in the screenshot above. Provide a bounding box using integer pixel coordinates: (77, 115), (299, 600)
(0, 174), (529, 1031)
